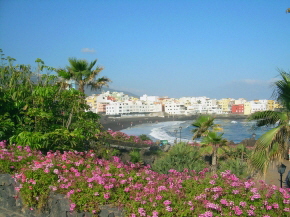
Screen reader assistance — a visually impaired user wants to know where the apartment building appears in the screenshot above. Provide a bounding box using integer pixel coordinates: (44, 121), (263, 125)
(231, 104), (244, 114)
(164, 103), (186, 115)
(106, 101), (162, 115)
(217, 98), (234, 114)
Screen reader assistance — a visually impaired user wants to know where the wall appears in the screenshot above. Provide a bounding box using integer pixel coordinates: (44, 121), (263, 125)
(0, 174), (125, 217)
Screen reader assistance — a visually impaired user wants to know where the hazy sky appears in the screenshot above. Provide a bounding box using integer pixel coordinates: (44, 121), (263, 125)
(1, 0), (289, 100)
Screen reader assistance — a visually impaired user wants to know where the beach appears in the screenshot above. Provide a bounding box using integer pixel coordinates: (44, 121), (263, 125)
(100, 114), (248, 132)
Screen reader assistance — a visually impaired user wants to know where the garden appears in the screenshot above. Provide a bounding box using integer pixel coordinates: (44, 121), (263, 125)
(1, 140), (290, 217)
(1, 52), (290, 216)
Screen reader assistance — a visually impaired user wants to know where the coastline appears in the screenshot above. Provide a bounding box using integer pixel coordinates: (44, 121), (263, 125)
(100, 114), (248, 132)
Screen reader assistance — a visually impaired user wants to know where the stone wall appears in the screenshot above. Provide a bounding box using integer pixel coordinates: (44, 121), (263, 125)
(0, 174), (125, 217)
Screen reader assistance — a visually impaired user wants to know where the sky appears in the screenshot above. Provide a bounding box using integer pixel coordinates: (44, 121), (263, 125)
(1, 0), (290, 100)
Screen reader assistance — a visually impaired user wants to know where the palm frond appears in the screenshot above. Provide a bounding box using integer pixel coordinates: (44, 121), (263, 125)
(248, 127), (287, 176)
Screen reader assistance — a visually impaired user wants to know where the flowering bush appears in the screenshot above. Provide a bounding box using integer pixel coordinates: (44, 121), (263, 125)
(97, 130), (154, 146)
(1, 141), (290, 216)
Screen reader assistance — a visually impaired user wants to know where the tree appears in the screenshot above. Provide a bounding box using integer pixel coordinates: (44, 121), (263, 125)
(191, 115), (222, 140)
(201, 131), (227, 173)
(57, 58), (111, 93)
(286, 8), (290, 13)
(248, 71), (290, 177)
(0, 54), (102, 151)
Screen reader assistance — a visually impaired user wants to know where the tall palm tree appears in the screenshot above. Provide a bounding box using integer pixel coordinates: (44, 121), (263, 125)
(57, 58), (111, 93)
(248, 71), (290, 177)
(192, 115), (222, 140)
(201, 131), (227, 173)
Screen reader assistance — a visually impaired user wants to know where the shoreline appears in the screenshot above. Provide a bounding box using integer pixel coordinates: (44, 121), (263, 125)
(100, 114), (248, 132)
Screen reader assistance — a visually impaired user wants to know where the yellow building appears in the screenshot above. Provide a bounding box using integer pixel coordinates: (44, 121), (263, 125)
(85, 95), (98, 111)
(217, 98), (232, 114)
(243, 102), (251, 115)
(274, 101), (283, 110)
(267, 100), (275, 111)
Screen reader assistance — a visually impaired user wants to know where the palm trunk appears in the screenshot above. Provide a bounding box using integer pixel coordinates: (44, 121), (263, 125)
(212, 144), (218, 173)
(78, 83), (85, 93)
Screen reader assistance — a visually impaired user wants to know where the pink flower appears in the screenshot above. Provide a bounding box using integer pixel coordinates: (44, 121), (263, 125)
(138, 208), (146, 216)
(239, 201), (247, 207)
(70, 203), (76, 211)
(272, 203), (279, 209)
(104, 192), (110, 200)
(152, 210), (159, 217)
(155, 195), (163, 200)
(247, 210), (255, 216)
(209, 180), (215, 185)
(166, 206), (172, 212)
(163, 200), (171, 206)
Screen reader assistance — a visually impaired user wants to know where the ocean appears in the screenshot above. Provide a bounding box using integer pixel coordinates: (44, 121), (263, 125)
(120, 119), (273, 144)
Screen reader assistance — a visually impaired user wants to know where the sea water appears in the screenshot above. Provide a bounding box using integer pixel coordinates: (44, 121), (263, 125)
(120, 119), (273, 144)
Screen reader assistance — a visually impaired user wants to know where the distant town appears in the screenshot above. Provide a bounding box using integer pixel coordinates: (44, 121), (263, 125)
(86, 91), (280, 116)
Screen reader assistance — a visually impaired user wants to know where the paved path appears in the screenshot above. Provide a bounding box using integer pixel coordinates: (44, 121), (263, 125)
(263, 159), (290, 187)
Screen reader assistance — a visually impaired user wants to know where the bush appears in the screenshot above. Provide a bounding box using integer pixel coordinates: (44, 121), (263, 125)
(129, 149), (142, 163)
(151, 142), (207, 174)
(139, 134), (151, 141)
(218, 158), (249, 178)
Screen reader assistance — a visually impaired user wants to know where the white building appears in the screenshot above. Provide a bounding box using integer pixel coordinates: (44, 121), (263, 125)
(250, 101), (267, 113)
(164, 103), (186, 115)
(140, 94), (160, 102)
(106, 101), (162, 115)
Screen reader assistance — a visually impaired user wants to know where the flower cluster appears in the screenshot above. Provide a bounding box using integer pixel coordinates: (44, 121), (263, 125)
(98, 130), (154, 145)
(1, 141), (289, 216)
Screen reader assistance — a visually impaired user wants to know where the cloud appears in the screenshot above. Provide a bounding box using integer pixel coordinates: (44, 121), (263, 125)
(239, 78), (278, 85)
(81, 48), (96, 53)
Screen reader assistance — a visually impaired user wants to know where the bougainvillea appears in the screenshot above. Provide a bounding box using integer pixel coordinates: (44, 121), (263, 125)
(0, 141), (289, 216)
(97, 130), (154, 145)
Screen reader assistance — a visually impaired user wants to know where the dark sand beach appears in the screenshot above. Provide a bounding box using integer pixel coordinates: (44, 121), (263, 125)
(100, 114), (248, 132)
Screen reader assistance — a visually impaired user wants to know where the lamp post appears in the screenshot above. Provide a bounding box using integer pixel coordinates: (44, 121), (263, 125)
(179, 126), (182, 143)
(252, 133), (256, 139)
(174, 129), (178, 144)
(278, 163), (287, 188)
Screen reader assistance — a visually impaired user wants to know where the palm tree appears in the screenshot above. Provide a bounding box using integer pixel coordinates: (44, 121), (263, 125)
(286, 8), (290, 13)
(248, 71), (290, 177)
(192, 115), (222, 140)
(201, 131), (227, 173)
(57, 58), (111, 93)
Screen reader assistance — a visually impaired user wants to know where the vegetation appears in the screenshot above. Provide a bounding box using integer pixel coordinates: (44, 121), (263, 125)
(0, 51), (104, 151)
(139, 134), (151, 141)
(248, 71), (290, 177)
(1, 49), (289, 216)
(191, 115), (226, 173)
(200, 131), (228, 173)
(1, 141), (289, 216)
(57, 57), (111, 93)
(151, 143), (207, 174)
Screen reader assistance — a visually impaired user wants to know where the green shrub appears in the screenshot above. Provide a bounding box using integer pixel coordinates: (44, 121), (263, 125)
(138, 134), (151, 141)
(218, 158), (249, 178)
(129, 149), (142, 163)
(151, 142), (206, 174)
